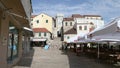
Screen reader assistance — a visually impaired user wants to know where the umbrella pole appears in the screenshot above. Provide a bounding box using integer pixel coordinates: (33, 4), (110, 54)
(97, 42), (100, 59)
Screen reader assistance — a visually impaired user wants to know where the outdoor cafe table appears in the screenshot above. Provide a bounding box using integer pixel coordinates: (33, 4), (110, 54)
(109, 54), (118, 63)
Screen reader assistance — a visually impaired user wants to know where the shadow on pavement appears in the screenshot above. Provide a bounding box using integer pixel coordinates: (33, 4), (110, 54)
(61, 50), (119, 68)
(15, 48), (35, 67)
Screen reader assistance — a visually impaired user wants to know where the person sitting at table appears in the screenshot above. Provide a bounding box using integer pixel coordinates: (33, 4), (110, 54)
(110, 45), (115, 54)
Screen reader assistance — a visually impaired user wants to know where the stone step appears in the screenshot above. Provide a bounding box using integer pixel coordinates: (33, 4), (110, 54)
(49, 37), (62, 49)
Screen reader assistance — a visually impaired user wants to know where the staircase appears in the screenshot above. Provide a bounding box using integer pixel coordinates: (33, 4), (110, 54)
(49, 37), (62, 49)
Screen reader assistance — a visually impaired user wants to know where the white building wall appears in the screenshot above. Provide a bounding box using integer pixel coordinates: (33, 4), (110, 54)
(76, 17), (104, 28)
(64, 34), (77, 42)
(56, 14), (64, 28)
(77, 24), (90, 34)
(76, 17), (104, 34)
(85, 19), (104, 29)
(63, 15), (104, 42)
(63, 21), (75, 32)
(53, 14), (64, 37)
(34, 32), (51, 40)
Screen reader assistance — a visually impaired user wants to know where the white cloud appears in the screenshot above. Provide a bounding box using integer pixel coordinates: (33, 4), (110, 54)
(32, 0), (120, 23)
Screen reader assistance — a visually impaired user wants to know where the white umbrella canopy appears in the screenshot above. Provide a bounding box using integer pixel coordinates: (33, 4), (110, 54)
(67, 33), (87, 43)
(91, 32), (120, 42)
(88, 17), (120, 38)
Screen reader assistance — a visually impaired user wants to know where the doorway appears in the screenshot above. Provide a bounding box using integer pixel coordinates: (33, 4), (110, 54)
(57, 31), (61, 37)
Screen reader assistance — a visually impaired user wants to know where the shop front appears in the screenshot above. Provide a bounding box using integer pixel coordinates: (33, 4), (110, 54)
(31, 38), (47, 47)
(7, 26), (19, 63)
(0, 0), (32, 68)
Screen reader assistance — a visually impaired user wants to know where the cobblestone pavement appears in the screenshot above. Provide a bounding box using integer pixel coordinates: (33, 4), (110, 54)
(13, 38), (119, 68)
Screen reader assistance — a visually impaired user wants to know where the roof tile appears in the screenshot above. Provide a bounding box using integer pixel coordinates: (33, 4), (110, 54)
(83, 15), (101, 17)
(64, 28), (77, 34)
(63, 18), (74, 21)
(33, 28), (50, 33)
(72, 14), (83, 18)
(31, 15), (37, 18)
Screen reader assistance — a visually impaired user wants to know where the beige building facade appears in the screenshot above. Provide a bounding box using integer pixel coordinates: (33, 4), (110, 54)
(31, 13), (54, 33)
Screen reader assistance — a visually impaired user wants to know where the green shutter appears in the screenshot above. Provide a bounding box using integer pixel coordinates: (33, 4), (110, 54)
(44, 33), (46, 36)
(46, 20), (48, 23)
(39, 33), (41, 36)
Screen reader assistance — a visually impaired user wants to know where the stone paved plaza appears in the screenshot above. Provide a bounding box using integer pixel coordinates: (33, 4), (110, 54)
(13, 38), (119, 68)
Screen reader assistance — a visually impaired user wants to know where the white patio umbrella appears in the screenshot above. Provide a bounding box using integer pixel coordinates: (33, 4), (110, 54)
(90, 33), (120, 59)
(88, 17), (120, 38)
(92, 32), (120, 41)
(86, 17), (120, 59)
(67, 33), (87, 43)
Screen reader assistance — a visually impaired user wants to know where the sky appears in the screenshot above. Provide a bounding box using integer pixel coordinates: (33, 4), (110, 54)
(32, 0), (120, 24)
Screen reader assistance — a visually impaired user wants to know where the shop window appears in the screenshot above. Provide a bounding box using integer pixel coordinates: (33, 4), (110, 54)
(8, 24), (18, 62)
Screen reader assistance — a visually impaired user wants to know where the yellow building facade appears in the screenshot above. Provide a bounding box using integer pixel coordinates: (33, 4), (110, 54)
(31, 13), (54, 33)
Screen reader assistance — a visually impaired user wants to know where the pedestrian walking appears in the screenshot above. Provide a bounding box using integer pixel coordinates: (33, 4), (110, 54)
(76, 44), (81, 56)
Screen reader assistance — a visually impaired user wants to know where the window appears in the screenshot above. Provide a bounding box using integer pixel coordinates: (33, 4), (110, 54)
(79, 26), (82, 30)
(8, 22), (18, 62)
(65, 22), (67, 26)
(39, 33), (41, 36)
(46, 20), (48, 23)
(37, 20), (39, 23)
(70, 22), (72, 26)
(44, 33), (46, 36)
(84, 26), (87, 30)
(67, 36), (69, 39)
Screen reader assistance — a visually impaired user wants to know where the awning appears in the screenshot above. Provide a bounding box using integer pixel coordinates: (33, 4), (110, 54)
(23, 27), (33, 36)
(31, 38), (47, 42)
